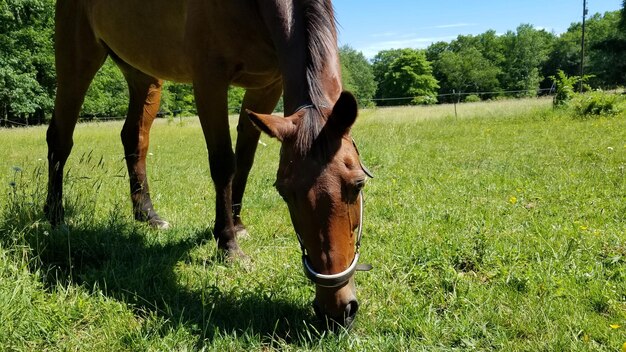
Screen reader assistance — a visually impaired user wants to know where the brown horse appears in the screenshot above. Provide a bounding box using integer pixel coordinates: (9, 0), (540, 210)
(46, 0), (371, 327)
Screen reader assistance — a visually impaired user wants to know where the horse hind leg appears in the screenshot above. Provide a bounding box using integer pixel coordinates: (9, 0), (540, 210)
(45, 8), (108, 226)
(232, 80), (283, 238)
(114, 59), (169, 229)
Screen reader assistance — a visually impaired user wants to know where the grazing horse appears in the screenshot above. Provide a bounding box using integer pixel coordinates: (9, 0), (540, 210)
(46, 0), (371, 327)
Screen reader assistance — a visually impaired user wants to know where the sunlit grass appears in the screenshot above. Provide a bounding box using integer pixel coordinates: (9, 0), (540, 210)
(361, 96), (553, 122)
(0, 98), (625, 350)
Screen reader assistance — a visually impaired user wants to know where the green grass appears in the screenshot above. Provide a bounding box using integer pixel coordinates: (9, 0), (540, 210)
(1, 97), (625, 350)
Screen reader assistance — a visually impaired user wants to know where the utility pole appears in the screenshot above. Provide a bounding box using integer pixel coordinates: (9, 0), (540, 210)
(580, 0), (588, 92)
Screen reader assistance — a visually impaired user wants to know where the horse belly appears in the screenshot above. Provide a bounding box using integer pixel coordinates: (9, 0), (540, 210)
(88, 0), (279, 86)
(89, 1), (193, 82)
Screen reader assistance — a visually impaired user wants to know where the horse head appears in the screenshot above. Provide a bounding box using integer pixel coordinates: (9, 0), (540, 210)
(248, 91), (371, 328)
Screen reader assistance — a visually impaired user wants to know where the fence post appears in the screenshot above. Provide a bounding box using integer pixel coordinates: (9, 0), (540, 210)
(453, 89), (458, 118)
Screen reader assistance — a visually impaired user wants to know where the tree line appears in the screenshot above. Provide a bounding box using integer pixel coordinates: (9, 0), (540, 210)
(1, 0), (625, 124)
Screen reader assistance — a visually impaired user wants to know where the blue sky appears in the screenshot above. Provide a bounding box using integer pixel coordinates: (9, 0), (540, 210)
(333, 0), (623, 58)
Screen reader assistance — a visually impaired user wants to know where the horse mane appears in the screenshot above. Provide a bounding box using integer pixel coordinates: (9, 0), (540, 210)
(295, 0), (338, 155)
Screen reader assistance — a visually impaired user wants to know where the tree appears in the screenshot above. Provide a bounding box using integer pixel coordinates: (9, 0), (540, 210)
(499, 24), (555, 96)
(372, 48), (404, 90)
(586, 11), (626, 87)
(545, 10), (626, 89)
(425, 41), (450, 65)
(428, 32), (503, 101)
(434, 47), (501, 101)
(475, 30), (506, 67)
(161, 82), (195, 116)
(542, 28), (581, 85)
(0, 0), (55, 123)
(372, 48), (439, 106)
(620, 0), (626, 30)
(339, 45), (376, 107)
(80, 59), (128, 118)
(226, 86), (245, 114)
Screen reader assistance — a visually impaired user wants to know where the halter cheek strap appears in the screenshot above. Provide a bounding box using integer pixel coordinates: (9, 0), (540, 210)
(295, 190), (372, 288)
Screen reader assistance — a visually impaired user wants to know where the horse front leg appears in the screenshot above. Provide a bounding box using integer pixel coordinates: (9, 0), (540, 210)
(193, 76), (243, 258)
(45, 9), (107, 226)
(116, 61), (169, 229)
(232, 80), (283, 237)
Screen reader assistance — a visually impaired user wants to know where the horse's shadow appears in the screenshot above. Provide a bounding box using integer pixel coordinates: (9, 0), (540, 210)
(2, 204), (322, 347)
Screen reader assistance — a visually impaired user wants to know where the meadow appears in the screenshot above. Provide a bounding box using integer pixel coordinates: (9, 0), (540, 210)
(0, 97), (625, 351)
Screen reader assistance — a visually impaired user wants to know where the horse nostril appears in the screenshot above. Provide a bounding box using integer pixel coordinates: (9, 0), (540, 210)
(345, 299), (359, 319)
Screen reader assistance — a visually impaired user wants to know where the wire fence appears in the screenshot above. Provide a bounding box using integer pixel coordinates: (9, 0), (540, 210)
(0, 87), (557, 128)
(367, 88), (553, 102)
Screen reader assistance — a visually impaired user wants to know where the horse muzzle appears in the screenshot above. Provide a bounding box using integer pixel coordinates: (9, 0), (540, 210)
(313, 296), (360, 329)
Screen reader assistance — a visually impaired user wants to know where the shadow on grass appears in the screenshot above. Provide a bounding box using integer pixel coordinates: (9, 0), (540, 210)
(1, 196), (322, 347)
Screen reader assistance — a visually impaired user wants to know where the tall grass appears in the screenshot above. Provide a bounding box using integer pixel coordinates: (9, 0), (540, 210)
(0, 98), (625, 350)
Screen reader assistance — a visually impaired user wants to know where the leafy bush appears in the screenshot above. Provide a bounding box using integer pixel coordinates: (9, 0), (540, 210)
(549, 70), (591, 108)
(412, 95), (438, 105)
(571, 91), (623, 118)
(464, 94), (481, 103)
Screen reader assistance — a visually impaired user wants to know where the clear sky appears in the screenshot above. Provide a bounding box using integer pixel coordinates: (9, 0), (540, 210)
(333, 0), (623, 58)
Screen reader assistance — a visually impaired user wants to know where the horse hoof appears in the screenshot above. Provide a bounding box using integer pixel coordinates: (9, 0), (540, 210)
(44, 203), (64, 227)
(215, 246), (250, 266)
(227, 247), (248, 259)
(148, 218), (170, 230)
(215, 238), (248, 262)
(234, 225), (250, 240)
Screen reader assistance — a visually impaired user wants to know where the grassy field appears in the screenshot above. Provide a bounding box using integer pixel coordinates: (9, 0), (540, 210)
(0, 97), (625, 351)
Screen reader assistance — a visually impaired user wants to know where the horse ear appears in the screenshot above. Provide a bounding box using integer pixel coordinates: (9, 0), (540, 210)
(327, 91), (358, 136)
(247, 110), (297, 141)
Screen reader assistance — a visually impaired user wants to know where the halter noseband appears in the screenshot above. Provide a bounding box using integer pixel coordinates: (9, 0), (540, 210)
(295, 190), (372, 288)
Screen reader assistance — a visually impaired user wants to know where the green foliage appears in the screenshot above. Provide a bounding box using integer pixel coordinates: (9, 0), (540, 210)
(339, 45), (376, 107)
(0, 0), (54, 122)
(429, 27), (555, 102)
(227, 86), (245, 114)
(434, 47), (501, 100)
(425, 41), (449, 63)
(463, 94), (481, 103)
(81, 59), (128, 118)
(547, 11), (626, 89)
(543, 29), (581, 84)
(571, 91), (623, 118)
(549, 70), (588, 107)
(621, 0), (626, 30)
(373, 48), (439, 106)
(499, 24), (555, 96)
(161, 82), (195, 116)
(587, 11), (626, 87)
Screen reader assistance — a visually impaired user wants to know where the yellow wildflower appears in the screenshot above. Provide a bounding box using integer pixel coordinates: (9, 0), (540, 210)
(610, 324), (621, 329)
(509, 196), (517, 205)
